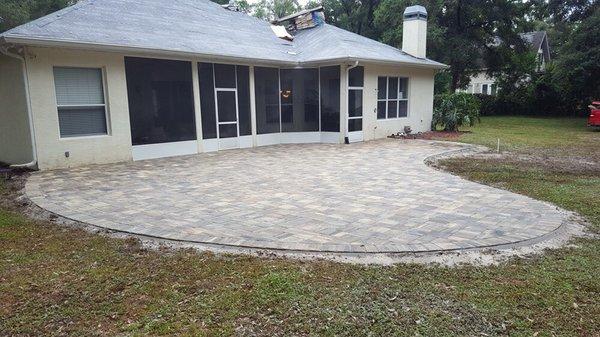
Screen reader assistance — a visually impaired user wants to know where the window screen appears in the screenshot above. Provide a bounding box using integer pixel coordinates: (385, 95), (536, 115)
(348, 66), (364, 87)
(377, 76), (409, 119)
(236, 65), (252, 136)
(255, 67), (280, 134)
(280, 68), (319, 133)
(198, 63), (217, 139)
(320, 66), (340, 132)
(53, 67), (108, 137)
(125, 57), (196, 145)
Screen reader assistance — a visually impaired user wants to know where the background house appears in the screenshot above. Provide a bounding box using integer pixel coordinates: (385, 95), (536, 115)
(0, 1), (445, 170)
(460, 31), (551, 95)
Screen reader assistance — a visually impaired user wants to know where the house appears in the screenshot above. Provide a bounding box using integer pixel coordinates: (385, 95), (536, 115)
(461, 31), (551, 95)
(0, 0), (445, 170)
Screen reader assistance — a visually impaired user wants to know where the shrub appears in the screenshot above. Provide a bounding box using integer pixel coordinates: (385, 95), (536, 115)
(432, 93), (481, 131)
(475, 68), (577, 117)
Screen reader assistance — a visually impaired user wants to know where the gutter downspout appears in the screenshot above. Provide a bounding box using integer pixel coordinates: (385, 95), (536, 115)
(0, 45), (38, 170)
(344, 61), (359, 144)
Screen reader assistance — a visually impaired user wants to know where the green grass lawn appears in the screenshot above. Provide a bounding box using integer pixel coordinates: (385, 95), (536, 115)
(1, 116), (599, 336)
(455, 116), (598, 152)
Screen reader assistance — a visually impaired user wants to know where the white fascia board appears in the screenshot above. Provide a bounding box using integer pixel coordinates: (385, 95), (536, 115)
(1, 35), (297, 67)
(2, 35), (449, 69)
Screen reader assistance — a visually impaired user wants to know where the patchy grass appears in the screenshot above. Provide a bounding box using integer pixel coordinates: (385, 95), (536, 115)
(449, 116), (598, 152)
(1, 116), (599, 336)
(436, 116), (600, 232)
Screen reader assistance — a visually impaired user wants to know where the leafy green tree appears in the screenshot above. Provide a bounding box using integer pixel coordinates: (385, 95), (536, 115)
(253, 0), (300, 20)
(374, 0), (532, 92)
(530, 0), (598, 55)
(553, 6), (600, 111)
(0, 0), (75, 33)
(316, 0), (380, 38)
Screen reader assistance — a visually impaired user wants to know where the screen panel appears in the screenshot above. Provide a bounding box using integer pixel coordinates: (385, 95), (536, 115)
(236, 66), (251, 136)
(125, 57), (196, 146)
(280, 68), (319, 132)
(214, 63), (236, 88)
(255, 67), (280, 134)
(348, 66), (364, 87)
(216, 91), (236, 123)
(198, 62), (217, 139)
(320, 66), (340, 132)
(348, 89), (363, 118)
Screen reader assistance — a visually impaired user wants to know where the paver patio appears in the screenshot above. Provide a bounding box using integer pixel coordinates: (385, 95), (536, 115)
(25, 140), (569, 253)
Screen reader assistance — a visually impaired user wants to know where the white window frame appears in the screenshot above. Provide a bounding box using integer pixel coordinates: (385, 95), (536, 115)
(377, 76), (409, 120)
(53, 66), (110, 139)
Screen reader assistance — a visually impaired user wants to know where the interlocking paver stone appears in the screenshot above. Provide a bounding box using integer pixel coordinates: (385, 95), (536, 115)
(25, 140), (568, 253)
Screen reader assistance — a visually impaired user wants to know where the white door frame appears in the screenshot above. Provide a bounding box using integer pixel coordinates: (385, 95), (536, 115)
(347, 86), (364, 143)
(213, 67), (240, 150)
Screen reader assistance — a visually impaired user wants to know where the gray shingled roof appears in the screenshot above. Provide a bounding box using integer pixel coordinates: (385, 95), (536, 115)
(0, 0), (445, 68)
(520, 31), (550, 61)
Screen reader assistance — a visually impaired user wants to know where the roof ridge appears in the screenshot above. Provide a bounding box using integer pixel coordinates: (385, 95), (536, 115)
(323, 23), (433, 62)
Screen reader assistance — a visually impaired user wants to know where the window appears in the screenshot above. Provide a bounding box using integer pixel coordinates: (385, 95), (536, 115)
(377, 76), (408, 119)
(53, 67), (108, 137)
(124, 57), (196, 146)
(320, 66), (340, 132)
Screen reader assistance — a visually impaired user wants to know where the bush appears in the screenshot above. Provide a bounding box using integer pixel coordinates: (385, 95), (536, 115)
(475, 69), (578, 117)
(432, 93), (481, 131)
(476, 89), (531, 116)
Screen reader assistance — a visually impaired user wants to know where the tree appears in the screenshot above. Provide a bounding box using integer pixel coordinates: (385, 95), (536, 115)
(0, 0), (76, 33)
(530, 0), (599, 55)
(253, 0), (300, 20)
(552, 6), (600, 112)
(314, 0), (381, 39)
(374, 0), (532, 92)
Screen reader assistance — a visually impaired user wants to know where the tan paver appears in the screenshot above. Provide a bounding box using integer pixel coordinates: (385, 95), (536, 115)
(25, 140), (567, 253)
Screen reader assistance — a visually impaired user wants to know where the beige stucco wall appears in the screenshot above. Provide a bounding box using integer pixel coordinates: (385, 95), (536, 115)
(25, 47), (133, 170)
(18, 47), (438, 169)
(361, 63), (435, 140)
(0, 54), (33, 165)
(402, 19), (427, 58)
